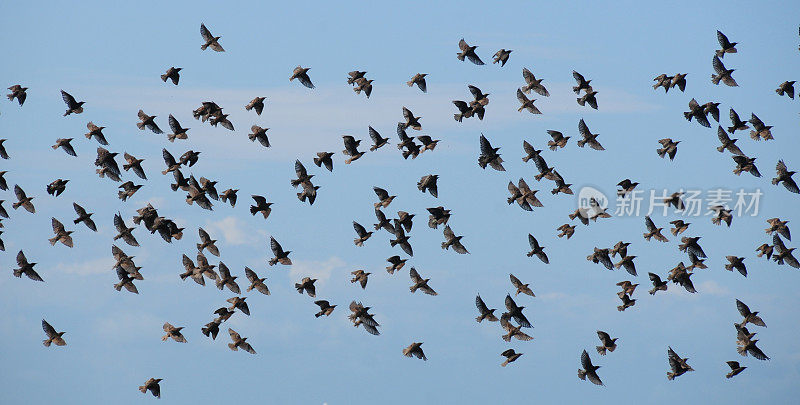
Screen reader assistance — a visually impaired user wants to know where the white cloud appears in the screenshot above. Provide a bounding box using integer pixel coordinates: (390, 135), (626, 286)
(288, 256), (346, 286)
(55, 257), (115, 276)
(204, 216), (257, 246)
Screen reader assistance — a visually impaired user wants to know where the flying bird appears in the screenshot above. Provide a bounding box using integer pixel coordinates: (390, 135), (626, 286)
(290, 66), (314, 89)
(526, 234), (549, 263)
(136, 110), (163, 134)
(478, 134), (505, 171)
(314, 300), (336, 317)
(139, 378), (163, 398)
(457, 38), (484, 65)
(42, 319), (66, 347)
(578, 350), (603, 385)
(775, 80), (795, 99)
(13, 184), (35, 213)
(501, 349), (523, 367)
(716, 30), (738, 58)
(475, 295), (499, 322)
(577, 119), (604, 150)
(510, 274), (534, 297)
(772, 160), (798, 193)
(403, 342), (427, 361)
(227, 328), (256, 354)
(268, 236), (292, 266)
(407, 73), (427, 92)
(244, 267), (270, 295)
(409, 268), (437, 295)
(521, 68), (550, 96)
(7, 84), (27, 105)
(712, 56), (738, 86)
(596, 331), (618, 355)
(161, 67), (181, 85)
(60, 90), (84, 116)
(14, 251), (43, 281)
(162, 323), (187, 343)
(493, 49), (512, 66)
(200, 23), (224, 52)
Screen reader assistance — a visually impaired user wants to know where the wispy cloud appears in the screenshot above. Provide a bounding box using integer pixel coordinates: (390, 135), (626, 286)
(55, 257), (115, 276)
(204, 216), (257, 246)
(288, 256), (346, 287)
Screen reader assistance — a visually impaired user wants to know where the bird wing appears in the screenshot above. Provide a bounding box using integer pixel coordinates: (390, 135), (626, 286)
(409, 267), (422, 283)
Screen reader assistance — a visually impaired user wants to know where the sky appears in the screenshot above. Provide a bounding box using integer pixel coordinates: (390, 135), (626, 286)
(1, 1), (799, 403)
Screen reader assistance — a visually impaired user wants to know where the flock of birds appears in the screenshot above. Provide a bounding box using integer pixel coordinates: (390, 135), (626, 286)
(3, 24), (799, 398)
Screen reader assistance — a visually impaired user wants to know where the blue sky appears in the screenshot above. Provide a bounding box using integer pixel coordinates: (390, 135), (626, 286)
(1, 1), (799, 403)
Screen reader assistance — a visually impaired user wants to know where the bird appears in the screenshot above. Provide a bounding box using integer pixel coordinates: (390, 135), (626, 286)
(417, 174), (438, 197)
(765, 218), (791, 240)
(139, 378), (163, 398)
(386, 255), (407, 274)
(0, 171), (7, 190)
(732, 155), (761, 177)
(657, 138), (680, 160)
(162, 323), (187, 343)
(526, 234), (549, 263)
(268, 236), (292, 266)
(60, 90), (84, 116)
(290, 160), (313, 188)
(441, 225), (469, 254)
(197, 228), (219, 257)
(716, 30), (738, 58)
(401, 106), (422, 130)
(200, 23), (224, 51)
(51, 138), (76, 156)
(342, 135), (365, 164)
(572, 71), (592, 94)
(373, 187), (395, 208)
(577, 89), (598, 109)
(114, 266), (139, 294)
(46, 179), (69, 197)
(457, 38), (484, 65)
(521, 68), (549, 96)
(244, 267), (270, 295)
(737, 339), (770, 361)
(6, 84), (27, 105)
(368, 126), (389, 151)
(113, 212), (139, 247)
(121, 153), (147, 180)
(314, 300), (336, 317)
(353, 77), (373, 98)
(596, 331), (618, 355)
(201, 319), (222, 340)
(475, 295), (499, 322)
(249, 195), (273, 219)
(353, 221), (373, 246)
(290, 66), (314, 89)
(712, 56), (738, 86)
(616, 281), (638, 298)
(669, 220), (690, 236)
(161, 67), (181, 85)
(643, 216), (669, 242)
(546, 130), (569, 151)
(614, 255), (637, 276)
(478, 134), (505, 171)
(297, 177), (319, 204)
(209, 113), (234, 131)
(684, 98), (711, 128)
(648, 272), (668, 295)
(136, 110), (163, 134)
(0, 142), (8, 159)
(716, 126), (744, 155)
(390, 219), (413, 256)
(670, 73), (687, 92)
(510, 274), (534, 297)
(313, 152), (334, 172)
(667, 347), (694, 380)
(407, 73), (427, 92)
(703, 101), (722, 123)
(227, 328), (256, 354)
(245, 96), (266, 115)
(772, 160), (798, 193)
(350, 270), (370, 289)
(617, 293), (636, 311)
(403, 342), (427, 361)
(219, 188), (238, 207)
(409, 268), (437, 296)
(348, 301), (380, 335)
(42, 319), (66, 346)
(49, 218), (74, 247)
(215, 263), (240, 294)
(13, 185), (35, 213)
(725, 361), (746, 378)
(587, 248), (613, 270)
(14, 251), (43, 281)
(728, 108), (749, 134)
(501, 349), (523, 367)
(516, 89), (542, 114)
(295, 277), (317, 297)
(617, 179), (639, 197)
(775, 80), (795, 99)
(679, 236), (706, 258)
(557, 224), (576, 239)
(749, 114), (773, 141)
(577, 119), (604, 150)
(117, 181), (142, 202)
(578, 350), (603, 385)
(736, 299), (766, 327)
(167, 115), (189, 142)
(500, 312), (533, 342)
(504, 294), (531, 328)
(70, 203), (96, 232)
(418, 135), (440, 153)
(493, 49), (512, 66)
(756, 243), (774, 260)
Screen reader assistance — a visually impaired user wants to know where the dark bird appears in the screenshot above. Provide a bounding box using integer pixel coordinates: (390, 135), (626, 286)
(227, 328), (256, 354)
(493, 49), (512, 66)
(468, 85), (490, 107)
(684, 98), (711, 128)
(373, 186), (395, 208)
(765, 218), (791, 240)
(161, 149), (181, 175)
(547, 130), (569, 151)
(616, 280), (638, 297)
(226, 296), (249, 315)
(72, 203), (97, 232)
(0, 142), (7, 159)
(13, 184), (35, 213)
(14, 251), (43, 281)
(716, 126), (744, 155)
(139, 378), (163, 398)
(113, 212), (139, 247)
(401, 106), (422, 130)
(342, 135), (364, 164)
(617, 293), (636, 311)
(644, 216), (669, 242)
(669, 220), (690, 236)
(521, 68), (549, 96)
(614, 255), (637, 276)
(442, 225), (469, 254)
(51, 138), (76, 156)
(726, 361), (746, 379)
(703, 101), (721, 122)
(457, 38), (484, 65)
(313, 152), (334, 172)
(516, 88), (542, 114)
(249, 195), (273, 219)
(610, 241), (631, 258)
(353, 77), (373, 98)
(577, 119), (604, 150)
(386, 255), (407, 274)
(396, 211), (414, 235)
(7, 84), (27, 105)
(417, 174), (439, 198)
(180, 150), (201, 167)
(663, 192), (685, 211)
(588, 248), (613, 270)
(577, 89), (598, 109)
(728, 108), (749, 134)
(475, 295), (498, 322)
(114, 266), (139, 294)
(373, 208), (394, 233)
(46, 179), (69, 197)
(712, 56), (738, 86)
(407, 73), (427, 92)
(368, 126), (389, 151)
(596, 331), (617, 355)
(162, 322), (187, 343)
(244, 125), (270, 148)
(390, 219), (413, 256)
(501, 349), (523, 367)
(209, 113), (234, 131)
(60, 90), (84, 116)
(117, 181), (142, 202)
(732, 155), (761, 177)
(353, 221), (373, 246)
(572, 71), (592, 94)
(41, 319), (66, 347)
(526, 234), (549, 263)
(245, 96), (266, 115)
(244, 267), (270, 295)
(452, 100), (473, 122)
(617, 179), (639, 197)
(180, 255), (204, 285)
(290, 66), (314, 89)
(670, 73), (687, 92)
(557, 223), (576, 239)
(657, 138), (680, 160)
(749, 114), (773, 141)
(350, 269), (370, 289)
(197, 228), (219, 257)
(478, 134), (505, 171)
(736, 299), (766, 327)
(216, 263), (240, 294)
(200, 23), (224, 52)
(716, 30), (738, 58)
(268, 236), (292, 266)
(161, 67), (181, 85)
(679, 236), (706, 258)
(737, 339), (770, 361)
(396, 122), (421, 159)
(0, 170), (7, 190)
(648, 272), (668, 295)
(291, 160), (313, 188)
(167, 114), (189, 142)
(121, 153), (146, 180)
(220, 188), (238, 207)
(775, 80), (795, 99)
(201, 319), (221, 340)
(314, 300), (336, 317)
(756, 243), (774, 260)
(578, 350), (603, 385)
(49, 218), (74, 247)
(347, 70), (367, 85)
(409, 268), (437, 295)
(0, 201), (7, 219)
(349, 301), (380, 335)
(510, 274), (534, 297)
(667, 347), (694, 380)
(772, 160), (798, 193)
(504, 294), (531, 328)
(710, 205), (733, 227)
(500, 312), (533, 342)
(403, 342), (427, 361)
(137, 110), (163, 134)
(653, 74), (671, 92)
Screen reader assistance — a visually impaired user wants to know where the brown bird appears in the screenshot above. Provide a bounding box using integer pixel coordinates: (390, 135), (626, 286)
(313, 151), (334, 172)
(122, 153), (147, 180)
(616, 280), (638, 297)
(716, 126), (744, 155)
(386, 255), (407, 274)
(348, 301), (380, 335)
(442, 225), (469, 254)
(347, 70), (367, 85)
(51, 138), (76, 157)
(353, 221), (373, 246)
(577, 119), (604, 150)
(684, 98), (711, 128)
(373, 186), (395, 209)
(725, 361), (746, 379)
(501, 349), (522, 367)
(342, 135), (365, 164)
(457, 38), (484, 65)
(516, 88), (542, 114)
(403, 342), (427, 361)
(114, 266), (139, 294)
(546, 130), (569, 151)
(209, 113), (234, 131)
(775, 80), (795, 99)
(249, 195), (273, 219)
(407, 73), (427, 92)
(13, 184), (35, 213)
(657, 138), (680, 160)
(711, 55), (738, 86)
(478, 134), (505, 171)
(353, 77), (373, 98)
(500, 312), (533, 342)
(572, 71), (593, 94)
(756, 243), (774, 260)
(475, 295), (498, 322)
(409, 268), (437, 295)
(139, 378), (163, 398)
(244, 267), (270, 295)
(248, 125), (270, 148)
(367, 126), (389, 151)
(510, 274), (534, 297)
(557, 223), (576, 239)
(703, 101), (721, 122)
(216, 262), (240, 294)
(14, 251), (42, 281)
(736, 299), (766, 327)
(493, 49), (512, 66)
(526, 234), (549, 263)
(42, 319), (66, 346)
(162, 322), (187, 343)
(268, 236), (291, 266)
(46, 179), (69, 197)
(679, 236), (707, 258)
(200, 23), (224, 51)
(245, 96), (266, 115)
(728, 108), (749, 134)
(732, 155), (761, 177)
(137, 110), (162, 134)
(587, 248), (613, 270)
(49, 218), (74, 247)
(401, 106), (422, 130)
(577, 89), (598, 109)
(648, 272), (668, 295)
(117, 181), (142, 202)
(290, 66), (314, 89)
(610, 241), (631, 258)
(737, 339), (769, 361)
(226, 296), (249, 316)
(167, 115), (189, 142)
(161, 67), (181, 85)
(113, 213), (138, 247)
(417, 174), (439, 197)
(389, 219), (413, 256)
(295, 277), (317, 297)
(60, 90), (84, 116)
(614, 255), (637, 276)
(201, 319), (222, 340)
(749, 114), (773, 141)
(350, 270), (370, 289)
(227, 328), (256, 354)
(314, 300), (336, 317)
(7, 84), (27, 105)
(667, 347), (694, 380)
(765, 218), (791, 240)
(715, 30), (738, 58)
(710, 205), (733, 227)
(521, 68), (549, 96)
(197, 228), (219, 256)
(220, 188), (238, 207)
(663, 192), (685, 211)
(772, 160), (798, 194)
(644, 216), (669, 242)
(596, 331), (618, 355)
(617, 293), (636, 311)
(578, 350), (603, 385)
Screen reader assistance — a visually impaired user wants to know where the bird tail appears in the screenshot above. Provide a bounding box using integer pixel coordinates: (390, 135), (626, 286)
(268, 258), (278, 266)
(167, 133), (176, 142)
(43, 339), (51, 347)
(170, 183), (179, 192)
(354, 239), (363, 247)
(114, 282), (123, 291)
(578, 369), (587, 380)
(649, 288), (657, 295)
(389, 240), (398, 247)
(454, 114), (463, 122)
(139, 385), (147, 393)
(711, 75), (721, 85)
(715, 49), (724, 58)
(48, 236), (58, 246)
(617, 305), (625, 312)
(313, 157), (322, 167)
(576, 97), (585, 106)
(716, 145), (725, 153)
(160, 74), (168, 82)
(249, 206), (259, 216)
(596, 346), (606, 355)
(136, 122), (145, 130)
(456, 54), (465, 61)
(667, 372), (675, 381)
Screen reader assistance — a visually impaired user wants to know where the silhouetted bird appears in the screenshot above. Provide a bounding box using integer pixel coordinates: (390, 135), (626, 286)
(227, 328), (256, 354)
(245, 96), (266, 115)
(547, 130), (569, 151)
(577, 119), (604, 150)
(390, 219), (413, 256)
(775, 80), (795, 99)
(200, 23), (224, 52)
(162, 323), (187, 343)
(249, 195), (273, 219)
(401, 106), (422, 130)
(526, 234), (549, 263)
(732, 155), (761, 177)
(220, 188), (238, 207)
(353, 221), (372, 246)
(7, 85), (27, 105)
(49, 218), (73, 247)
(244, 267), (270, 295)
(504, 294), (531, 328)
(139, 378), (162, 398)
(478, 134), (505, 171)
(14, 251), (42, 281)
(617, 293), (636, 311)
(442, 225), (469, 254)
(667, 347), (694, 380)
(644, 216), (669, 242)
(716, 30), (738, 58)
(711, 56), (737, 86)
(500, 312), (533, 342)
(290, 66), (314, 89)
(725, 361), (746, 378)
(510, 274), (534, 297)
(578, 350), (603, 385)
(403, 342), (427, 361)
(501, 349), (523, 367)
(772, 160), (798, 193)
(350, 269), (370, 289)
(516, 89), (542, 114)
(386, 255), (407, 274)
(42, 319), (66, 347)
(493, 49), (512, 66)
(736, 299), (766, 327)
(161, 67), (181, 85)
(46, 179), (69, 197)
(577, 89), (598, 109)
(268, 236), (292, 266)
(657, 138), (680, 160)
(557, 223), (575, 239)
(52, 138), (76, 156)
(572, 71), (592, 94)
(167, 115), (189, 142)
(417, 174), (438, 197)
(13, 184), (35, 213)
(407, 73), (427, 92)
(314, 300), (336, 317)
(596, 331), (617, 355)
(137, 110), (162, 134)
(342, 135), (364, 164)
(521, 68), (550, 96)
(684, 98), (711, 128)
(60, 90), (84, 116)
(368, 126), (389, 151)
(409, 268), (437, 295)
(716, 126), (744, 155)
(749, 114), (773, 141)
(648, 272), (668, 295)
(475, 295), (498, 322)
(457, 38), (484, 65)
